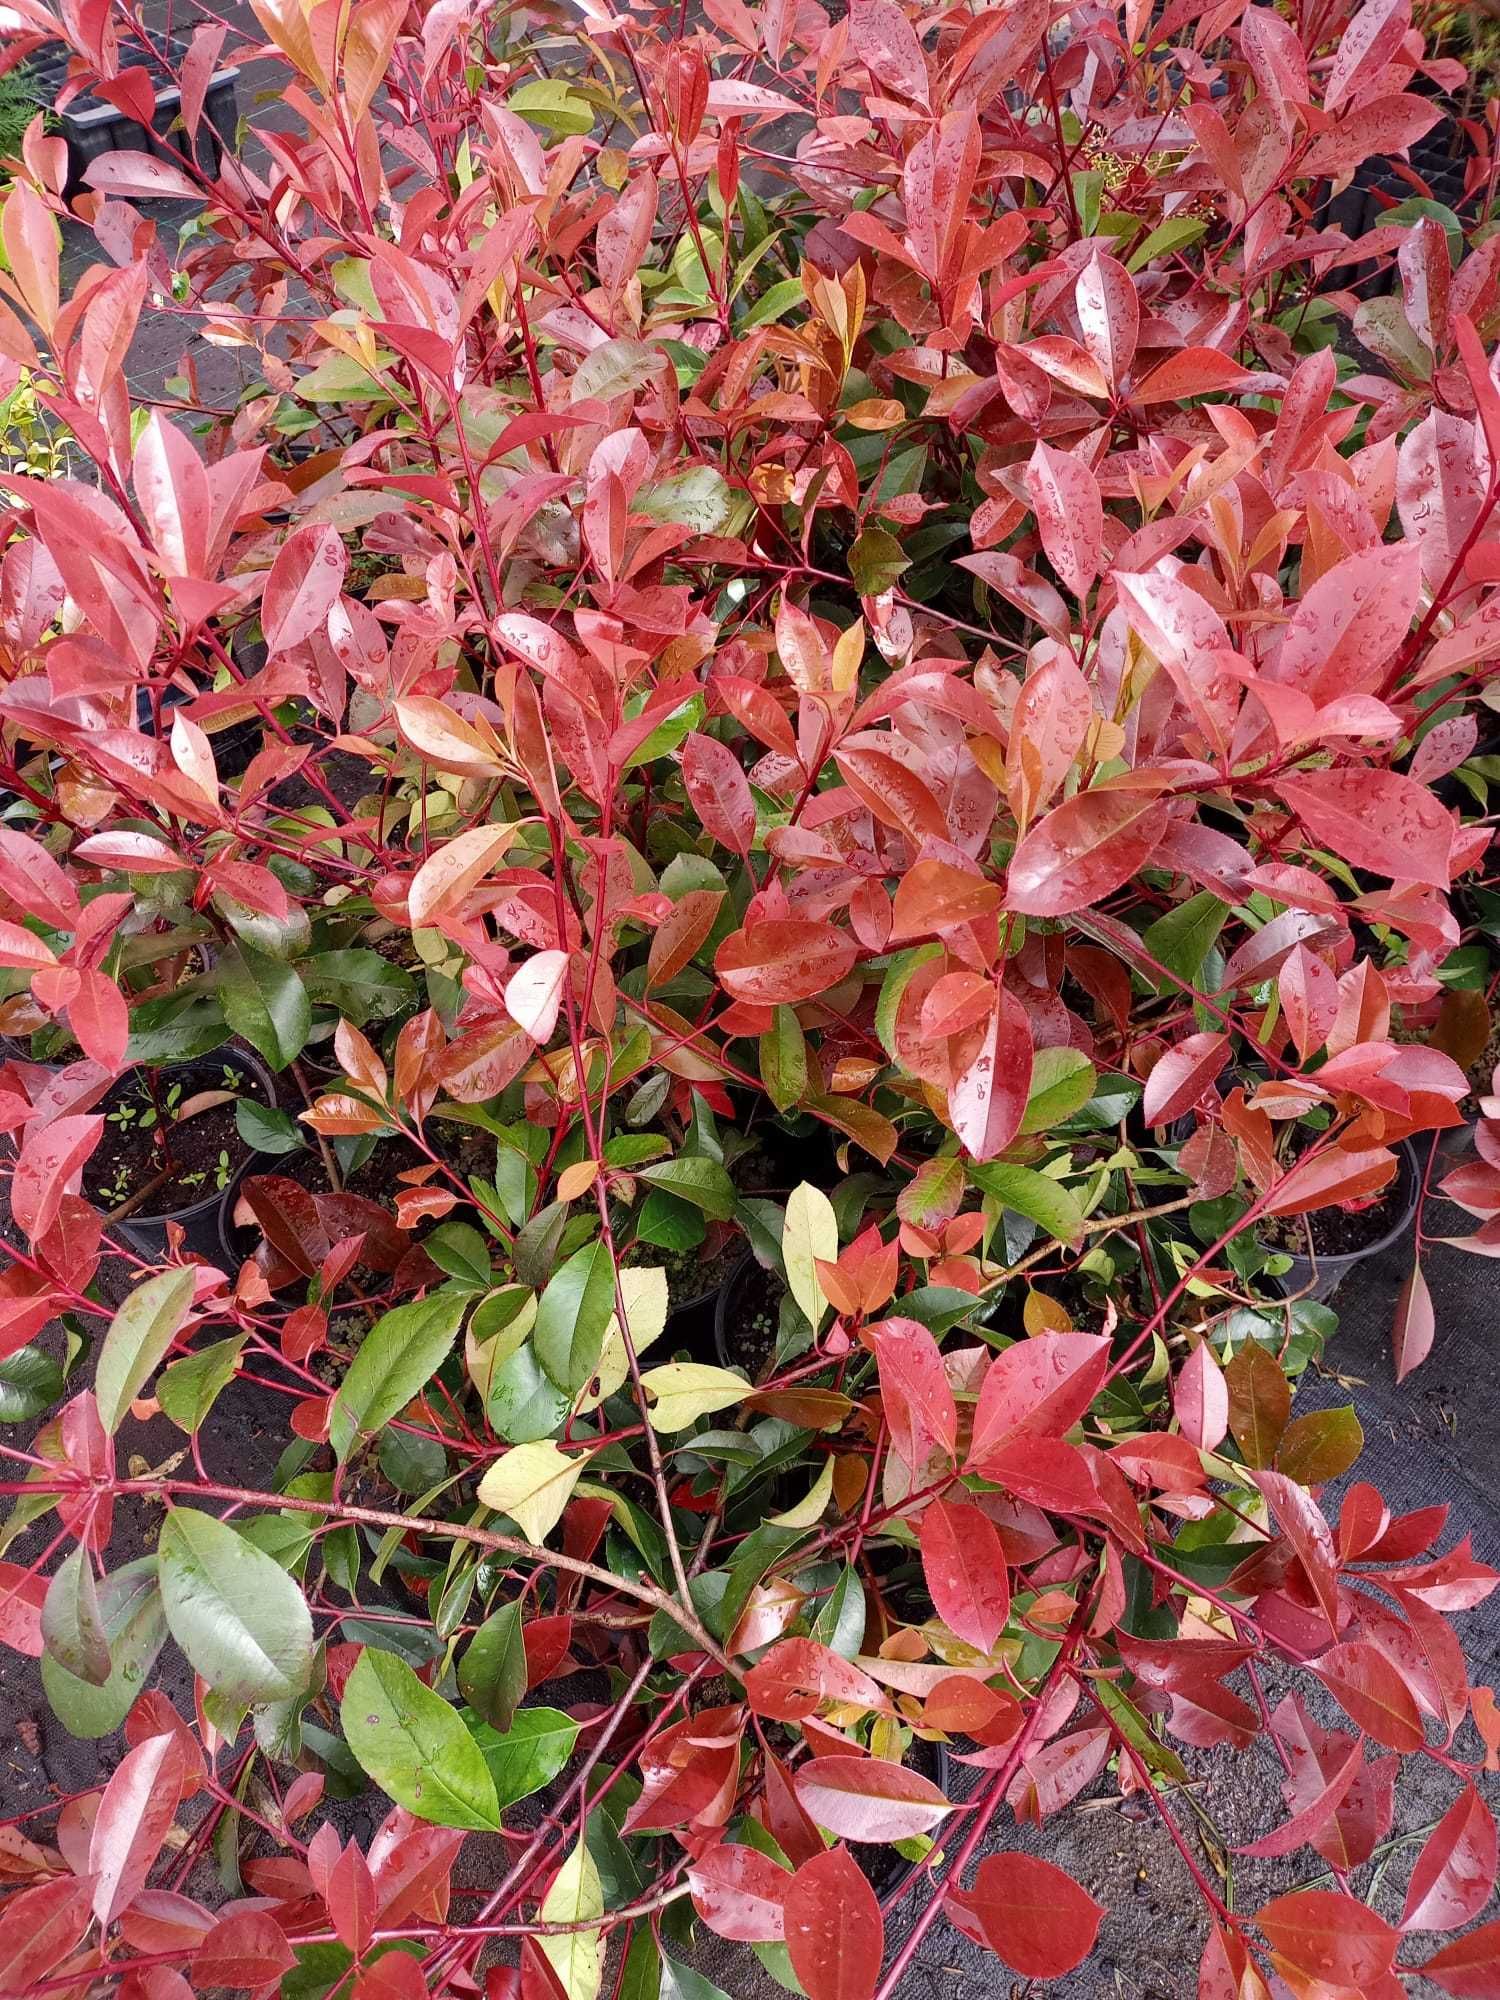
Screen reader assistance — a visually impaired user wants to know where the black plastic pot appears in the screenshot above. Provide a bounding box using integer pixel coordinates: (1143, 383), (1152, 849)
(1269, 1138), (1421, 1303)
(108, 1047), (279, 1263)
(713, 1249), (788, 1379)
(868, 1739), (957, 1905)
(27, 37), (239, 198)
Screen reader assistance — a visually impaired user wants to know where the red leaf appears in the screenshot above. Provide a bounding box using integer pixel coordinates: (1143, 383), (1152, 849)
(848, 0), (929, 106)
(1236, 1739), (1364, 1858)
(966, 1332), (1110, 1476)
(794, 1754), (951, 1843)
(194, 1909), (297, 1988)
(688, 1842), (789, 1943)
(261, 522), (346, 656)
(0, 1560), (47, 1656)
(949, 986), (1033, 1163)
(715, 920), (857, 1004)
(0, 827), (80, 929)
(1005, 650), (1093, 825)
(1074, 251), (1138, 390)
(1279, 943), (1339, 1062)
(1254, 1889), (1398, 1986)
(681, 733), (755, 860)
(1142, 1032), (1229, 1128)
(83, 150), (204, 199)
(1423, 1920), (1500, 1995)
(1392, 1257), (1435, 1383)
(888, 858), (1004, 941)
(1131, 347), (1254, 403)
(89, 1732), (186, 1926)
(783, 1847), (884, 2000)
(1265, 1145), (1399, 1217)
(10, 1114), (103, 1244)
(1173, 1343), (1229, 1452)
(1025, 441), (1103, 597)
(744, 1639), (890, 1722)
(859, 1316), (958, 1470)
(1276, 769), (1453, 888)
(921, 1498), (1010, 1651)
(0, 1875), (96, 1992)
(1006, 779), (1170, 917)
(1401, 1788), (1496, 1932)
(949, 1852), (1103, 1978)
(67, 972), (129, 1073)
(1326, 0), (1414, 110)
(1316, 1640), (1426, 1751)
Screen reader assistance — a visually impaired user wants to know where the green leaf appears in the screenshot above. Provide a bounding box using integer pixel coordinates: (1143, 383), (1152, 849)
(41, 1548), (110, 1684)
(618, 1927), (661, 2000)
(341, 1647), (501, 1831)
(637, 465), (736, 536)
(125, 996), (230, 1064)
(636, 1188), (706, 1250)
(329, 1293), (466, 1462)
(457, 1601), (527, 1732)
(759, 1006), (807, 1113)
(465, 1704), (579, 1808)
(235, 1099), (304, 1155)
(379, 1425), (448, 1494)
(1019, 1048), (1098, 1134)
(810, 1565), (866, 1660)
(661, 1959), (734, 2000)
(486, 1341), (570, 1443)
(638, 1157), (736, 1220)
(158, 1508), (315, 1704)
(1277, 1405), (1364, 1486)
(534, 1239), (616, 1393)
(738, 277), (804, 329)
(301, 949), (417, 1024)
(1126, 214), (1207, 271)
(95, 1267), (197, 1434)
(849, 526), (910, 596)
(508, 77), (593, 135)
(1142, 892), (1227, 991)
(41, 1558), (165, 1739)
(219, 943), (311, 1069)
(424, 1222), (493, 1288)
(157, 1337), (245, 1434)
(968, 1162), (1085, 1245)
(0, 1345), (64, 1422)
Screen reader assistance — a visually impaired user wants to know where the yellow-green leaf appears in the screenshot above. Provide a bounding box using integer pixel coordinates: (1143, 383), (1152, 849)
(769, 1457), (834, 1528)
(575, 1265), (669, 1413)
(639, 1362), (750, 1433)
(783, 1181), (837, 1328)
(539, 1837), (603, 2000)
(475, 1442), (593, 1544)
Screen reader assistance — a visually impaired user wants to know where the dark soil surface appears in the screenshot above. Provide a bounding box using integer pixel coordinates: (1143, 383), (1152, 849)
(1262, 1166), (1411, 1257)
(90, 1057), (272, 1216)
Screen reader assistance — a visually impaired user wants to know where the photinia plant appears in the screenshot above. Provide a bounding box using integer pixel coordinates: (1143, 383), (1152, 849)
(0, 0), (1499, 1995)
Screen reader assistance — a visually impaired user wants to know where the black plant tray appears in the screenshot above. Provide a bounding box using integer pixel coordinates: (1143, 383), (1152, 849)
(26, 34), (238, 197)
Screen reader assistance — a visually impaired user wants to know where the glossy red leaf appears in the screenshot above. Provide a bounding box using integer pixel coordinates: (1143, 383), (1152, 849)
(688, 1841), (789, 1943)
(948, 1852), (1103, 1978)
(715, 921), (858, 1004)
(859, 1316), (958, 1470)
(744, 1639), (890, 1722)
(1025, 441), (1103, 597)
(261, 522), (346, 656)
(921, 1497), (1011, 1651)
(1276, 769), (1453, 888)
(1173, 1342), (1229, 1453)
(89, 1731), (186, 1925)
(193, 1908), (297, 1988)
(10, 1114), (104, 1244)
(1401, 1787), (1496, 1932)
(1316, 1640), (1427, 1751)
(966, 1332), (1110, 1476)
(1392, 1257), (1435, 1383)
(888, 858), (1004, 941)
(794, 1754), (952, 1844)
(1279, 943), (1339, 1062)
(1422, 1920), (1500, 1995)
(783, 1847), (884, 2000)
(1265, 1145), (1399, 1217)
(1007, 780), (1170, 917)
(0, 1560), (47, 1656)
(0, 1874), (97, 1992)
(1254, 1889), (1398, 1986)
(681, 732), (756, 860)
(1142, 1032), (1229, 1128)
(949, 986), (1033, 1162)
